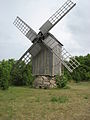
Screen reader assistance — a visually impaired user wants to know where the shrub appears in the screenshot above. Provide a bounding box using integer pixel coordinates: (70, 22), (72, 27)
(56, 74), (67, 88)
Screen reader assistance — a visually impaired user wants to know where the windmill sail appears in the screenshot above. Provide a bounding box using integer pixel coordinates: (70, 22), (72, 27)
(29, 43), (41, 57)
(11, 47), (32, 77)
(13, 41), (42, 69)
(43, 35), (80, 72)
(16, 47), (32, 68)
(39, 0), (76, 35)
(13, 16), (37, 42)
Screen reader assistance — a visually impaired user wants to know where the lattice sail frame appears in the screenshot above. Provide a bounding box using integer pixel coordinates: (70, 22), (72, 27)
(10, 48), (32, 76)
(16, 48), (31, 69)
(39, 0), (76, 34)
(15, 42), (42, 68)
(13, 16), (37, 42)
(49, 0), (75, 25)
(43, 35), (80, 73)
(58, 48), (80, 72)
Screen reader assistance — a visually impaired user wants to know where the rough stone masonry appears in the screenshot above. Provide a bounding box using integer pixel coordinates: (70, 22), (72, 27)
(33, 76), (57, 89)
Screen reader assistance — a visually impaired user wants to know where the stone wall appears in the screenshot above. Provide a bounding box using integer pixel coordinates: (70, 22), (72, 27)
(33, 76), (57, 89)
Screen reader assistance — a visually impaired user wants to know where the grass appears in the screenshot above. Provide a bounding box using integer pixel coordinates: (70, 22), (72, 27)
(0, 82), (90, 120)
(51, 96), (68, 103)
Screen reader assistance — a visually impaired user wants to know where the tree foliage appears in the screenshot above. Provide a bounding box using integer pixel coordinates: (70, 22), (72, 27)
(0, 54), (90, 90)
(64, 54), (90, 82)
(11, 61), (34, 87)
(0, 59), (14, 90)
(0, 59), (34, 90)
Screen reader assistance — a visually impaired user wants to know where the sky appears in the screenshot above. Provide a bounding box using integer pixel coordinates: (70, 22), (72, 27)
(0, 0), (90, 60)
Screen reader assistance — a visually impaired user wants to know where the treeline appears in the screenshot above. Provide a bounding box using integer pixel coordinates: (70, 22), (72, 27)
(0, 59), (34, 90)
(64, 54), (90, 82)
(0, 54), (90, 90)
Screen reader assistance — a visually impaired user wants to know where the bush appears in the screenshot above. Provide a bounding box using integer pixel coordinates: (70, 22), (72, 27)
(56, 74), (67, 88)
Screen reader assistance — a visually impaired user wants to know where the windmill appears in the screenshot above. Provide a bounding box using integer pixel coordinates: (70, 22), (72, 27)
(13, 0), (80, 88)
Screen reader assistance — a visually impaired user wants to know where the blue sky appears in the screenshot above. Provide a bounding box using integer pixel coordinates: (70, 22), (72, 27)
(0, 0), (90, 60)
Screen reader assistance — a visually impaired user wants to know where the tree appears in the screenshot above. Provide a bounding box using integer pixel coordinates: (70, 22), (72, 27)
(11, 61), (34, 87)
(71, 54), (90, 81)
(0, 60), (9, 90)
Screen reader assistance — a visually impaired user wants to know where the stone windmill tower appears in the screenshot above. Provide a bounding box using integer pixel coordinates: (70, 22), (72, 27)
(13, 0), (80, 88)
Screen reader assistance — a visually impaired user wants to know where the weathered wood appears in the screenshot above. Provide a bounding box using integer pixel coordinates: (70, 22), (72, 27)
(32, 42), (62, 76)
